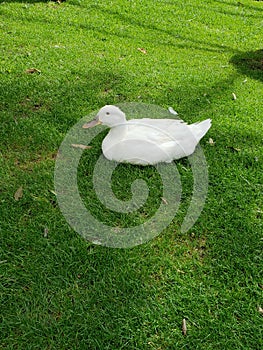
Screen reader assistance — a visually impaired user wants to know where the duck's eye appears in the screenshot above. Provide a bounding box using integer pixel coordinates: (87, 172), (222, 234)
(106, 112), (110, 116)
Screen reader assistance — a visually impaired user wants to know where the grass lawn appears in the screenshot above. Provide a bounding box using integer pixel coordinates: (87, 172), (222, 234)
(0, 0), (263, 349)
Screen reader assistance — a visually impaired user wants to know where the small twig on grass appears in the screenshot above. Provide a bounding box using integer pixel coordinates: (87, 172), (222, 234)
(182, 319), (187, 336)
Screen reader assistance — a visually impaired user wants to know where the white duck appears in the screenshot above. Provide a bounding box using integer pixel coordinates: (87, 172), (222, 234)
(83, 105), (211, 165)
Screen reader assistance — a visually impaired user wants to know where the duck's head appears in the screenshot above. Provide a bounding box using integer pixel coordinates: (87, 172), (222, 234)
(83, 105), (126, 129)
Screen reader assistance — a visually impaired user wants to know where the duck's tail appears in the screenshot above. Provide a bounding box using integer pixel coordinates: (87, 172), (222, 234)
(191, 119), (212, 141)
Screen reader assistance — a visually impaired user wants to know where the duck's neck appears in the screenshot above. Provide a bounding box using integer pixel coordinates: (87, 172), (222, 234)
(108, 122), (128, 139)
(103, 113), (127, 128)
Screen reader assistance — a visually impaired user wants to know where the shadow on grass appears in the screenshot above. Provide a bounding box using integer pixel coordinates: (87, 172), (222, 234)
(1, 3), (261, 343)
(2, 65), (262, 347)
(213, 0), (263, 13)
(0, 0), (51, 2)
(230, 49), (263, 82)
(81, 4), (238, 55)
(1, 0), (239, 55)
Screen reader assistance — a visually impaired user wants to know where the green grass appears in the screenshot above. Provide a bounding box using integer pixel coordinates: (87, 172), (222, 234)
(0, 0), (263, 349)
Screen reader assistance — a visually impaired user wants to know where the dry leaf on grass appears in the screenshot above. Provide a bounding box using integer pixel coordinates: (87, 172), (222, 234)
(258, 306), (263, 315)
(25, 68), (41, 74)
(44, 227), (49, 238)
(49, 189), (57, 196)
(228, 146), (241, 152)
(208, 138), (215, 146)
(161, 197), (168, 205)
(71, 144), (92, 150)
(182, 318), (187, 335)
(14, 186), (23, 201)
(137, 47), (147, 54)
(232, 92), (237, 100)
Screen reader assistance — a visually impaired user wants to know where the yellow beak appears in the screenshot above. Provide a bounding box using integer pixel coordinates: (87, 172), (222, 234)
(82, 116), (101, 129)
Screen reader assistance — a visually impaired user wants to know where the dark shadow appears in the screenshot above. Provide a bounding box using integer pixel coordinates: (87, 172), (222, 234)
(0, 0), (52, 2)
(1, 3), (261, 347)
(80, 4), (237, 55)
(1, 59), (261, 350)
(213, 0), (263, 13)
(230, 49), (263, 82)
(1, 0), (238, 55)
(211, 7), (263, 20)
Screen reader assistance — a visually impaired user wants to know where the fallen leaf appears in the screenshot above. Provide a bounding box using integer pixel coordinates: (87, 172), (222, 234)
(25, 68), (41, 74)
(14, 186), (23, 201)
(137, 47), (147, 54)
(161, 197), (168, 205)
(54, 45), (66, 49)
(49, 189), (57, 196)
(208, 137), (215, 146)
(258, 306), (263, 315)
(44, 227), (49, 238)
(228, 146), (241, 152)
(71, 144), (92, 150)
(232, 92), (237, 100)
(182, 318), (187, 336)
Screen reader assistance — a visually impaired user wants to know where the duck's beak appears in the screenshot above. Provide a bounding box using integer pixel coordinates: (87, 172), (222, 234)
(82, 116), (101, 129)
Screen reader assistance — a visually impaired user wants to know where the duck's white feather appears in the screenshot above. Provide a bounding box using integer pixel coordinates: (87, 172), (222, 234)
(86, 105), (211, 165)
(102, 118), (211, 165)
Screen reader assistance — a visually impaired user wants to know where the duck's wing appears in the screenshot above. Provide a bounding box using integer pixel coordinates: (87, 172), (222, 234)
(127, 118), (191, 143)
(129, 118), (211, 142)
